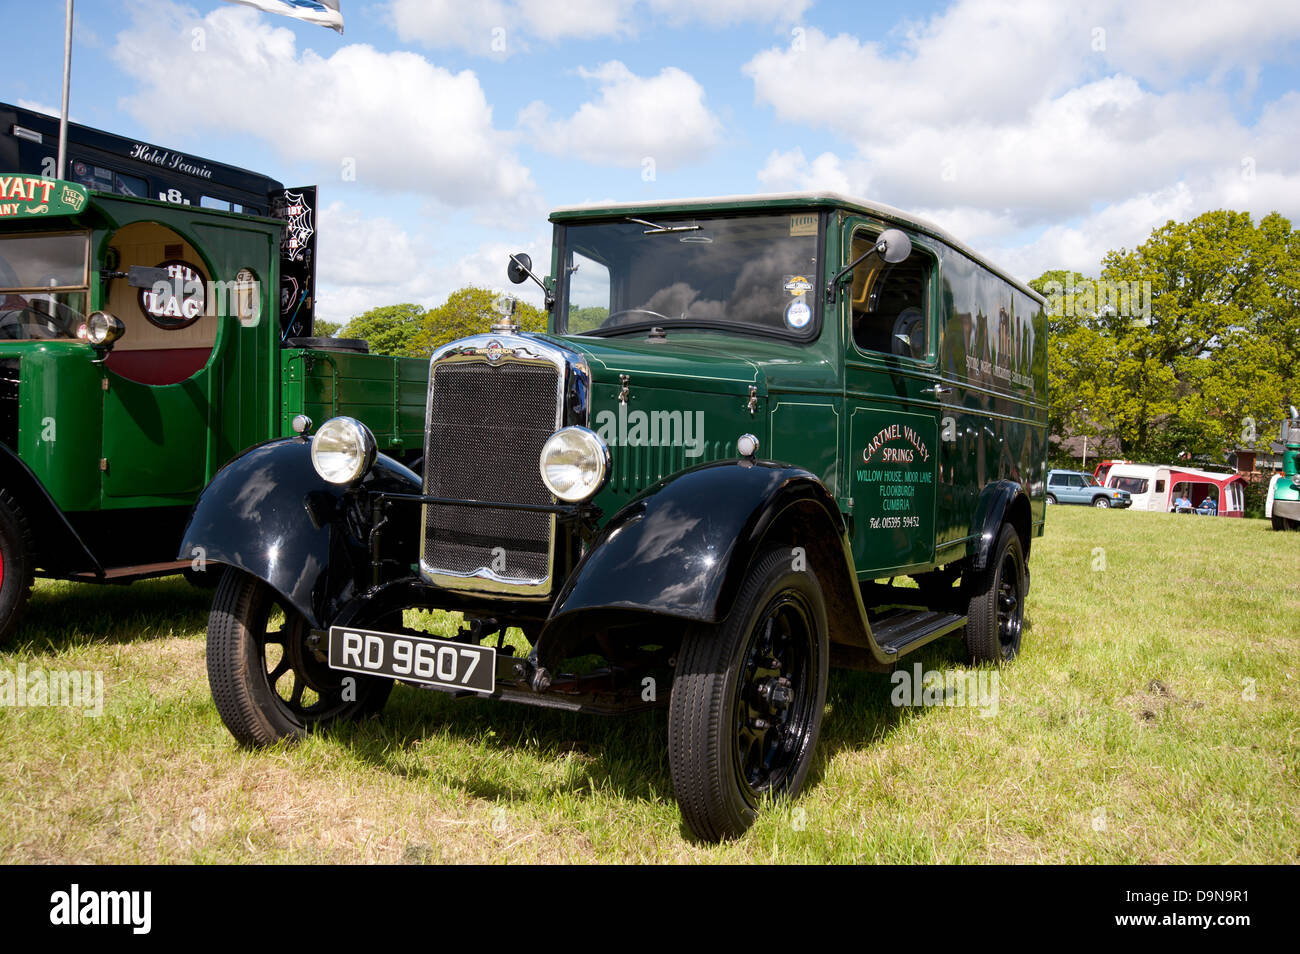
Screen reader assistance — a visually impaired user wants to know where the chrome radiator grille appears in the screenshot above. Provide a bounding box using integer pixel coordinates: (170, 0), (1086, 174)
(421, 355), (561, 592)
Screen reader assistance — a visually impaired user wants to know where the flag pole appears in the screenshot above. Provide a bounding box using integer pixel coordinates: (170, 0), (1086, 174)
(57, 0), (74, 180)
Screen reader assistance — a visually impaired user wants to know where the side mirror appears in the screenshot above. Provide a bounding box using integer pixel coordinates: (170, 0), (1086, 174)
(876, 228), (912, 264)
(825, 228), (915, 303)
(126, 265), (170, 290)
(507, 252), (532, 285)
(506, 252), (554, 308)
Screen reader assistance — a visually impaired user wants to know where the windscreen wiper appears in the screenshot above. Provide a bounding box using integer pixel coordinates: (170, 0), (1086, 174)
(627, 217), (702, 235)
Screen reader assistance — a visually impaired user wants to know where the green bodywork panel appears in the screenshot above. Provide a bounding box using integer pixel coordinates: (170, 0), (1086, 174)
(280, 348), (428, 455)
(0, 183), (428, 565)
(544, 195), (1049, 580)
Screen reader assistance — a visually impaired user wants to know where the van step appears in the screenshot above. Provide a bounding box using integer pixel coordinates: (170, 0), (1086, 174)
(871, 609), (967, 656)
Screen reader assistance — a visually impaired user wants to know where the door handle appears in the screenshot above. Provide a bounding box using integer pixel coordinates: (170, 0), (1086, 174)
(921, 384), (952, 396)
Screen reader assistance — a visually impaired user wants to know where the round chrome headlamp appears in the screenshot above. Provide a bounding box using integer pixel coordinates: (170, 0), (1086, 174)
(539, 426), (609, 503)
(310, 416), (376, 485)
(85, 311), (125, 347)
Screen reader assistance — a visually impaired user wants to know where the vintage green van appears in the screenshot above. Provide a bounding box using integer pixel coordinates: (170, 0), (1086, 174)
(184, 192), (1049, 841)
(0, 178), (427, 643)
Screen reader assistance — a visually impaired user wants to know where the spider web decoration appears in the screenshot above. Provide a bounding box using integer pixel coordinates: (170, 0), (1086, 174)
(282, 191), (314, 263)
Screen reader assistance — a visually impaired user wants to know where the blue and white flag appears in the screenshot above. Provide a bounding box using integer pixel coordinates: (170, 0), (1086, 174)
(222, 0), (344, 33)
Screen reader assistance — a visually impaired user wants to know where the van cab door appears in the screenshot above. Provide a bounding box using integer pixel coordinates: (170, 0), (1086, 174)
(841, 216), (943, 577)
(99, 222), (217, 499)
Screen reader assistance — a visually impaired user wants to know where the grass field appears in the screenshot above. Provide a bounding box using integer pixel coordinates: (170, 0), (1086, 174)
(2, 507), (1297, 863)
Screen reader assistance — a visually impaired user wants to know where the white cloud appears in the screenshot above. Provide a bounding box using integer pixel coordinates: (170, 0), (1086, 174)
(744, 1), (1300, 277)
(521, 61), (721, 169)
(757, 148), (860, 194)
(314, 202), (548, 324)
(16, 100), (60, 118)
(112, 1), (539, 212)
(386, 0), (807, 53)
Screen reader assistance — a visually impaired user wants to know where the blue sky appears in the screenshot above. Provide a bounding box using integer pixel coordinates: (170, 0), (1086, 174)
(5, 0), (1300, 323)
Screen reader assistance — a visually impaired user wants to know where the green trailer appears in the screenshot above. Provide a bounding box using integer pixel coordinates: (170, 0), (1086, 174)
(0, 177), (426, 642)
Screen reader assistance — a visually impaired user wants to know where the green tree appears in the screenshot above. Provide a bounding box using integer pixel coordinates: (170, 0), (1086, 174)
(409, 286), (547, 355)
(339, 303), (427, 356)
(1099, 210), (1296, 460)
(312, 318), (342, 338)
(1033, 210), (1298, 462)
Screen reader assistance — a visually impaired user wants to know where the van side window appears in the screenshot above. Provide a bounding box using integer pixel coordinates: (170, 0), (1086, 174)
(849, 230), (930, 359)
(1155, 479), (1165, 493)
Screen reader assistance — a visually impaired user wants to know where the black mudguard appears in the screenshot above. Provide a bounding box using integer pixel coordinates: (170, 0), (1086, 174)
(177, 437), (421, 629)
(970, 478), (1033, 570)
(0, 444), (103, 576)
(535, 460), (874, 669)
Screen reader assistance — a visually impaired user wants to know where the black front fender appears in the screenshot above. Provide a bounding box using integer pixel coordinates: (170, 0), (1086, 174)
(536, 460), (872, 669)
(178, 438), (421, 628)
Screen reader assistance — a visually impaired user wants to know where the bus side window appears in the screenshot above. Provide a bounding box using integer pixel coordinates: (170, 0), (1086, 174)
(114, 172), (148, 198)
(849, 230), (931, 359)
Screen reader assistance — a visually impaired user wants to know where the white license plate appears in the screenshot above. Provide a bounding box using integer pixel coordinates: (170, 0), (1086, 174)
(328, 626), (495, 694)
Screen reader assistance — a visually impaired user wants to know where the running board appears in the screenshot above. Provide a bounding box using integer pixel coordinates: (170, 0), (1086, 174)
(870, 609), (967, 656)
(60, 560), (191, 584)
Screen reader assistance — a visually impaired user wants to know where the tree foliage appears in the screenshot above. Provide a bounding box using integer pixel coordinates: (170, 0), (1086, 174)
(1032, 210), (1299, 463)
(410, 287), (546, 355)
(338, 288), (548, 358)
(339, 303), (427, 357)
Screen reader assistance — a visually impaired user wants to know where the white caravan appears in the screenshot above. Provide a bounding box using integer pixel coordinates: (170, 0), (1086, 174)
(1104, 463), (1246, 517)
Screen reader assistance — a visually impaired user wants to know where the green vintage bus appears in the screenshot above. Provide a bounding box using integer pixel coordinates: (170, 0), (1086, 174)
(0, 176), (427, 643)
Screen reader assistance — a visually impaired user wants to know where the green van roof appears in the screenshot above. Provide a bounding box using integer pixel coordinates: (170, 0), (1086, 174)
(549, 190), (1043, 302)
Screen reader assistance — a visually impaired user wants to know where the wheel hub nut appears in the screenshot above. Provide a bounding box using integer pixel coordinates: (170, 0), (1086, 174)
(757, 676), (794, 710)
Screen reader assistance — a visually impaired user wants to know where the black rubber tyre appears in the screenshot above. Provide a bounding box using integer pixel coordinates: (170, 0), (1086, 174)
(0, 489), (35, 646)
(963, 524), (1026, 665)
(1092, 496), (1111, 508)
(1273, 515), (1300, 531)
(668, 546), (829, 842)
(206, 569), (392, 746)
(1045, 494), (1057, 506)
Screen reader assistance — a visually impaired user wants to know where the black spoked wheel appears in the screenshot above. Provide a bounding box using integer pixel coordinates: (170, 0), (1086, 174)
(669, 547), (829, 842)
(732, 594), (819, 797)
(207, 569), (392, 747)
(963, 524), (1026, 664)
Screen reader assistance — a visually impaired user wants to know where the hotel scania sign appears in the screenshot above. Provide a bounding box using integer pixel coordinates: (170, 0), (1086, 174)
(0, 177), (88, 218)
(129, 143), (214, 180)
